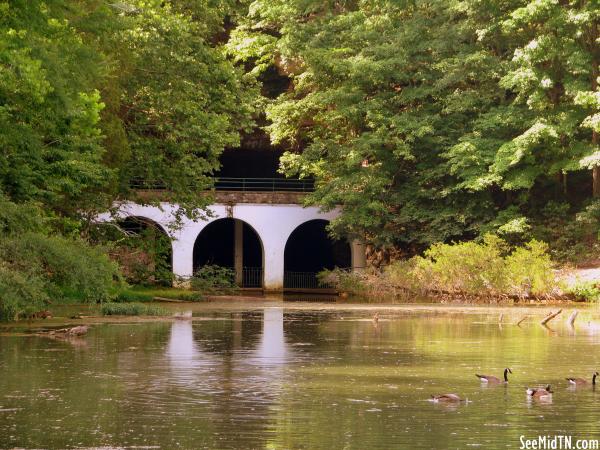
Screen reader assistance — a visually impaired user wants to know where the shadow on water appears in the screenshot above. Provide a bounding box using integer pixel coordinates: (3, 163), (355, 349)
(283, 293), (340, 303)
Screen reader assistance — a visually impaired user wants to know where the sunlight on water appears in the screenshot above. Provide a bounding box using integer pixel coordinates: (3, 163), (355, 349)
(2, 305), (600, 448)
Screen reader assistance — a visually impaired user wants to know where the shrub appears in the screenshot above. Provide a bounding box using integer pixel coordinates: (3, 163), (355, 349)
(0, 196), (123, 321)
(413, 234), (509, 295)
(318, 268), (368, 293)
(0, 265), (48, 321)
(101, 302), (167, 316)
(191, 265), (237, 293)
(504, 240), (555, 297)
(386, 235), (557, 298)
(564, 280), (600, 302)
(0, 233), (120, 303)
(102, 221), (173, 287)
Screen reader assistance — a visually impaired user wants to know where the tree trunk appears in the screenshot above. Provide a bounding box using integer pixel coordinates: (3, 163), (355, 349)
(594, 163), (600, 198)
(592, 18), (599, 197)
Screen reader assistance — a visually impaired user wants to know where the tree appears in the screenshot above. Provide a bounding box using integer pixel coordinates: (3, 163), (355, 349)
(232, 0), (599, 255)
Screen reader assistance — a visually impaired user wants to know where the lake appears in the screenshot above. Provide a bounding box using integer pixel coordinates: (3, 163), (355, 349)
(1, 301), (600, 449)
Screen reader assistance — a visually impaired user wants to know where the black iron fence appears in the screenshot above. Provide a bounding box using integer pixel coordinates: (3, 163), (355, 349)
(241, 267), (263, 288)
(283, 271), (336, 290)
(214, 177), (314, 192)
(131, 177), (314, 193)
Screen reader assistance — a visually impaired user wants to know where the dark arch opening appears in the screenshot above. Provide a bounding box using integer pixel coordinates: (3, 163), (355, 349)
(193, 218), (263, 288)
(118, 216), (173, 286)
(284, 219), (351, 289)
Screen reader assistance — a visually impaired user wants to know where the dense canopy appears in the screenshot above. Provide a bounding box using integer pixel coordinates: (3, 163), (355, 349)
(0, 0), (598, 317)
(231, 0), (599, 254)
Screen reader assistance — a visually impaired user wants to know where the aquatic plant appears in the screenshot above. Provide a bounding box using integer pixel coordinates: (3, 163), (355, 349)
(114, 288), (204, 303)
(101, 302), (167, 316)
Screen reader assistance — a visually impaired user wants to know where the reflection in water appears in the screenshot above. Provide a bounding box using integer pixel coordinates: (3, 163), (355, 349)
(254, 307), (288, 366)
(6, 308), (600, 449)
(166, 320), (199, 365)
(165, 319), (214, 387)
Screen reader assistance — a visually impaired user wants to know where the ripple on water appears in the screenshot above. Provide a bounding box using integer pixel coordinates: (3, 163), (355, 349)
(2, 308), (600, 448)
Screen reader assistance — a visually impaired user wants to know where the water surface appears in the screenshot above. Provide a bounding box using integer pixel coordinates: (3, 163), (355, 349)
(2, 304), (600, 449)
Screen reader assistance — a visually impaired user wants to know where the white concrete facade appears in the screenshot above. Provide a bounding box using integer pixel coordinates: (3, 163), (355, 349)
(97, 202), (366, 291)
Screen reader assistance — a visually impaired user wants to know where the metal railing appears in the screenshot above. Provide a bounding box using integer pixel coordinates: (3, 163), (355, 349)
(130, 177), (314, 193)
(214, 177), (314, 192)
(241, 267), (263, 288)
(283, 271), (336, 290)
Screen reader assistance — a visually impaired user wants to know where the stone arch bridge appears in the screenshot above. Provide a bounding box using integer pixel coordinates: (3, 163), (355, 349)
(98, 183), (366, 291)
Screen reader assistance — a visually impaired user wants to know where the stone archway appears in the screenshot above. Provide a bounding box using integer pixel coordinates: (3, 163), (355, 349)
(193, 218), (264, 287)
(283, 219), (351, 289)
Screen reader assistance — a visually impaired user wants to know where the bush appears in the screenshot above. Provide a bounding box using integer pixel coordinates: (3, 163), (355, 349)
(99, 220), (173, 287)
(564, 280), (600, 302)
(386, 235), (557, 298)
(504, 240), (555, 297)
(0, 232), (120, 303)
(318, 269), (366, 293)
(0, 265), (48, 321)
(191, 265), (237, 293)
(101, 302), (167, 316)
(412, 234), (510, 295)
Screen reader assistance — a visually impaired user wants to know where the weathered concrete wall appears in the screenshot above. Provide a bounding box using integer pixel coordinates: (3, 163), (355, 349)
(97, 201), (365, 291)
(134, 190), (307, 205)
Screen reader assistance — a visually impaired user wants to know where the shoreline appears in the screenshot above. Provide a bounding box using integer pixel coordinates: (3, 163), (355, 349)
(2, 298), (598, 331)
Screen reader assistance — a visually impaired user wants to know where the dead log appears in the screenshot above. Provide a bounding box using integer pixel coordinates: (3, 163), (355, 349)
(153, 296), (186, 303)
(516, 315), (528, 326)
(540, 309), (562, 326)
(568, 310), (578, 328)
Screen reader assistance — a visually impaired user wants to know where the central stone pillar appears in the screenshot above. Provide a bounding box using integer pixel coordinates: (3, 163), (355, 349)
(263, 245), (284, 291)
(234, 219), (243, 285)
(172, 238), (194, 287)
(351, 240), (367, 271)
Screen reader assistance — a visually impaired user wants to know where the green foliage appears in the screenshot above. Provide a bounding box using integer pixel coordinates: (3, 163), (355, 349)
(318, 269), (366, 294)
(0, 2), (256, 320)
(231, 0), (600, 254)
(101, 302), (166, 316)
(386, 236), (557, 298)
(318, 267), (397, 298)
(564, 280), (600, 302)
(103, 0), (258, 216)
(191, 265), (237, 293)
(0, 195), (121, 321)
(115, 287), (204, 302)
(0, 265), (48, 321)
(119, 226), (173, 286)
(0, 233), (119, 302)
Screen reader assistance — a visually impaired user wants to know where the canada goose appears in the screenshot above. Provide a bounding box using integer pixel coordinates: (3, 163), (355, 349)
(566, 371), (599, 386)
(476, 368), (512, 384)
(526, 385), (553, 400)
(430, 393), (463, 403)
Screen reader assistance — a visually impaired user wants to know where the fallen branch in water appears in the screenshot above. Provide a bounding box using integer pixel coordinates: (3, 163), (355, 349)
(540, 309), (562, 326)
(515, 315), (529, 326)
(153, 296), (186, 303)
(37, 325), (89, 336)
(568, 310), (578, 327)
